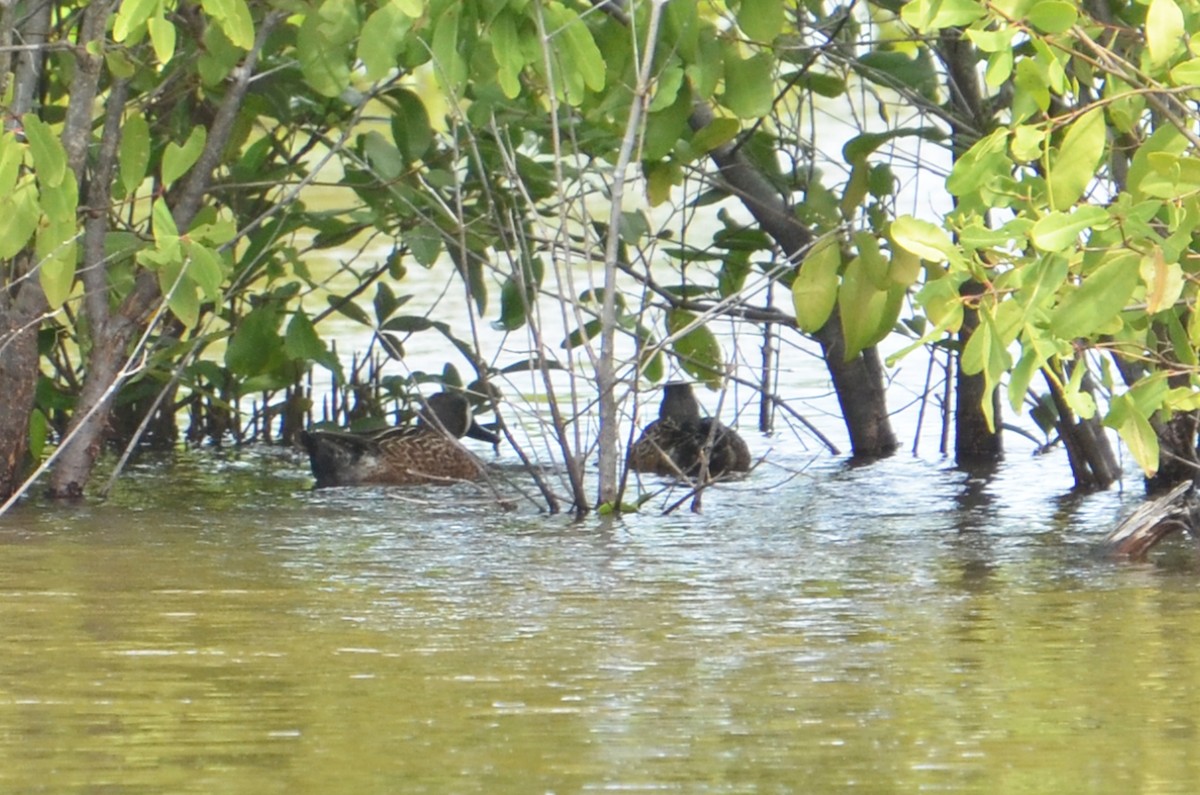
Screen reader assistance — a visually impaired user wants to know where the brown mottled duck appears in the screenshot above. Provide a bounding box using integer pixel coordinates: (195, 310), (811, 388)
(630, 382), (751, 479)
(299, 392), (499, 487)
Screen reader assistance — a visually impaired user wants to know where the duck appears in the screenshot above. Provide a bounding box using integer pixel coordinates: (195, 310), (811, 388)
(630, 382), (751, 479)
(299, 391), (500, 487)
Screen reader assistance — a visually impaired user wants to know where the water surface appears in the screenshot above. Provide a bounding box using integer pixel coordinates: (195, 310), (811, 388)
(2, 445), (1197, 794)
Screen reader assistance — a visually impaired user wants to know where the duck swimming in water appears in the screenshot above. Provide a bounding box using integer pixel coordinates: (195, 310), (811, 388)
(630, 382), (751, 479)
(299, 391), (499, 487)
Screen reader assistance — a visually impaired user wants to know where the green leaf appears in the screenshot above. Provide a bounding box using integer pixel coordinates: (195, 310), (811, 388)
(1136, 153), (1200, 199)
(298, 3), (354, 97)
(916, 276), (964, 333)
(328, 295), (372, 326)
(406, 225), (442, 267)
(843, 127), (943, 165)
(152, 198), (179, 242)
(1114, 401), (1160, 476)
(1141, 247), (1184, 314)
(362, 131), (404, 181)
(890, 215), (957, 263)
(901, 0), (986, 30)
(791, 70), (845, 98)
(651, 67), (686, 117)
(738, 0), (784, 41)
(225, 304), (282, 376)
(1008, 329), (1057, 411)
(163, 269), (201, 327)
(431, 3), (466, 92)
(147, 12), (176, 63)
(1170, 58), (1200, 86)
(1025, 1), (1076, 33)
(284, 310), (328, 362)
(37, 216), (77, 311)
(22, 114), (65, 188)
(373, 282), (408, 325)
(722, 50), (774, 119)
(490, 11), (525, 98)
(839, 257), (902, 359)
(388, 88), (432, 163)
(1048, 108), (1105, 210)
(562, 319), (602, 349)
(666, 310), (723, 387)
(0, 131), (21, 196)
(113, 0), (158, 42)
(184, 240), (226, 302)
(858, 50), (938, 98)
(119, 113), (150, 195)
(556, 6), (605, 94)
(792, 237), (841, 332)
(162, 126), (206, 188)
(643, 76), (692, 161)
(359, 3), (413, 80)
(0, 180), (41, 260)
(497, 277), (530, 331)
(213, 0), (255, 50)
(1049, 252), (1139, 338)
(1029, 206), (1108, 252)
(887, 236), (922, 287)
(1147, 0), (1185, 69)
(963, 310), (1012, 431)
(383, 315), (436, 333)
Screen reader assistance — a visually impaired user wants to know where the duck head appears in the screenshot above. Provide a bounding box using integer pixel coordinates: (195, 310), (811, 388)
(420, 391), (500, 444)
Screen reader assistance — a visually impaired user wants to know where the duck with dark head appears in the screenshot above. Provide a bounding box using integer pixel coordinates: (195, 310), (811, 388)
(630, 382), (751, 479)
(299, 391), (499, 487)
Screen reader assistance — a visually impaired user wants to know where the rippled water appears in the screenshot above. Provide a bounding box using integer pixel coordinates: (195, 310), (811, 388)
(2, 443), (1199, 794)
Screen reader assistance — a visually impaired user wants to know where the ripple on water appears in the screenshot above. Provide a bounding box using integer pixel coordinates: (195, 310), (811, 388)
(1, 443), (1199, 793)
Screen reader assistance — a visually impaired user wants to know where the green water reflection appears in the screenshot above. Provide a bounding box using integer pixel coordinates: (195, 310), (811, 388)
(1, 449), (1198, 794)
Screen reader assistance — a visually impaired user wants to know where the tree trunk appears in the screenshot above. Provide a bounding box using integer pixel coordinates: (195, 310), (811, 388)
(955, 289), (1002, 464)
(692, 105), (897, 457)
(0, 270), (43, 501)
(0, 2), (51, 503)
(1044, 368), (1120, 491)
(47, 12), (284, 497)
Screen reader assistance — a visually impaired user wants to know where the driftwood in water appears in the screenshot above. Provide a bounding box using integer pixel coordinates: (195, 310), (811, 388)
(1105, 482), (1200, 558)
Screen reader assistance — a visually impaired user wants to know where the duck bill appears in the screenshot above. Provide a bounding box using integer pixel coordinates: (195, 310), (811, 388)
(465, 419), (500, 445)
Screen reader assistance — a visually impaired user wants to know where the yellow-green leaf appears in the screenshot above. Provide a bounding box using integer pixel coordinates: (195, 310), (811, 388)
(22, 114), (65, 188)
(722, 50), (774, 119)
(1050, 252), (1139, 338)
(667, 310), (723, 388)
(738, 0), (783, 41)
(162, 126), (206, 188)
(1140, 247), (1184, 314)
(184, 240), (226, 301)
(1025, 1), (1076, 33)
(1117, 408), (1160, 476)
(431, 4), (466, 93)
(147, 12), (176, 64)
(37, 215), (77, 311)
(1029, 206), (1108, 252)
(119, 113), (150, 195)
(792, 237), (841, 333)
(1048, 108), (1105, 210)
(916, 276), (964, 333)
(0, 180), (40, 259)
(201, 0), (255, 50)
(113, 0), (157, 42)
(360, 3), (412, 80)
(890, 215), (955, 262)
(1147, 0), (1185, 69)
(1169, 57), (1200, 86)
